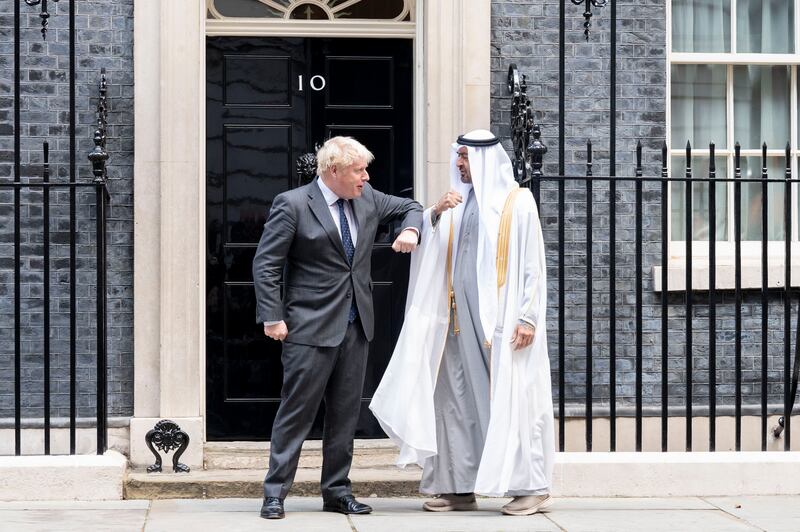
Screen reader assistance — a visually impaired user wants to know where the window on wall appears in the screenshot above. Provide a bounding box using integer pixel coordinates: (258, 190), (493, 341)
(670, 0), (798, 244)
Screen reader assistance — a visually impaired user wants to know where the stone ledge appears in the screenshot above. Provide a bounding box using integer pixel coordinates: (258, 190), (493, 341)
(554, 452), (800, 497)
(124, 467), (422, 499)
(126, 452), (800, 499)
(0, 451), (127, 501)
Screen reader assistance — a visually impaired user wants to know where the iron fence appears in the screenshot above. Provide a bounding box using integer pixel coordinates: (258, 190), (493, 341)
(535, 140), (800, 453)
(2, 1), (110, 456)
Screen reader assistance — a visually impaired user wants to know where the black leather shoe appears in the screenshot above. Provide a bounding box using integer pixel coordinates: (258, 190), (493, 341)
(260, 497), (285, 519)
(322, 494), (373, 515)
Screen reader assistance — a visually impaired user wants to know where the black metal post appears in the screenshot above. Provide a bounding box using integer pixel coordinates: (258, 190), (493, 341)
(558, 172), (565, 454)
(559, 1), (565, 179)
(785, 143), (792, 451)
(734, 143), (743, 451)
(660, 141), (669, 452)
(761, 142), (769, 452)
(708, 142), (717, 452)
(13, 0), (22, 457)
(586, 140), (593, 452)
(608, 5), (617, 450)
(528, 124), (546, 211)
(685, 141), (693, 452)
(635, 141), (643, 452)
(69, 0), (77, 455)
(89, 71), (110, 455)
(95, 182), (108, 455)
(558, 0), (566, 453)
(43, 142), (51, 455)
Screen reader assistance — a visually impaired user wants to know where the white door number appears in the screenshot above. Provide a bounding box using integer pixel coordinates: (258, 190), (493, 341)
(298, 75), (326, 92)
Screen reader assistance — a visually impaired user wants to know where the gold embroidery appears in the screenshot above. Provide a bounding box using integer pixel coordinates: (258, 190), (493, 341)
(446, 214), (459, 335)
(496, 188), (522, 291)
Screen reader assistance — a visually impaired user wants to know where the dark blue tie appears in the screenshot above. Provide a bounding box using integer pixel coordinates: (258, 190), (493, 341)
(337, 199), (357, 322)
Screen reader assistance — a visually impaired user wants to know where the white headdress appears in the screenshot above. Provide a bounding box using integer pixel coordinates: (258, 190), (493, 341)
(448, 129), (518, 344)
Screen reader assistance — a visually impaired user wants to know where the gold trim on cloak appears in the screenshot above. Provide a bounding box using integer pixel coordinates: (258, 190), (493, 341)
(442, 187), (522, 350)
(435, 189), (522, 397)
(496, 188), (522, 292)
(446, 214), (459, 335)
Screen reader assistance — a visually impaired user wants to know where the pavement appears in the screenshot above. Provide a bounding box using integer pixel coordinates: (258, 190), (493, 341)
(0, 496), (798, 532)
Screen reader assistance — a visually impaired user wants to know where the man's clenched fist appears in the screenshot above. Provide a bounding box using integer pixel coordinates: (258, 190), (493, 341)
(391, 228), (418, 253)
(434, 190), (463, 215)
(264, 321), (288, 341)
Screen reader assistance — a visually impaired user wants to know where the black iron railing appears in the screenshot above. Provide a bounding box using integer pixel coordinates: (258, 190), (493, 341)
(531, 140), (800, 452)
(2, 167), (109, 455)
(4, 0), (110, 456)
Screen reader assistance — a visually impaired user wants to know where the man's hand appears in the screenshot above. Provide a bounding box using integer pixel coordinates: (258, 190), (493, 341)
(434, 190), (463, 215)
(391, 228), (418, 253)
(510, 323), (535, 351)
(264, 321), (288, 341)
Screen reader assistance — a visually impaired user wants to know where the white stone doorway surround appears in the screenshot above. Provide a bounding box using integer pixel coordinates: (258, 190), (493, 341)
(130, 0), (491, 468)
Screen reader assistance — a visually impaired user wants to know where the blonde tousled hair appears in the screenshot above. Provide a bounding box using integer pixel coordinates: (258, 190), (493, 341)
(316, 136), (374, 175)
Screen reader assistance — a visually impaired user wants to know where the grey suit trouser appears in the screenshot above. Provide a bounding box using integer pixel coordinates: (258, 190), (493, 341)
(263, 320), (369, 500)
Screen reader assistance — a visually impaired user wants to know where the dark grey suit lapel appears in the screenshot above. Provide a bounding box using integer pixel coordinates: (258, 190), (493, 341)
(351, 195), (368, 259)
(307, 179), (348, 262)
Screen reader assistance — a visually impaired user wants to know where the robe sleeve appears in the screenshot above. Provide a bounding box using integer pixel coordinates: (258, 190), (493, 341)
(429, 209), (442, 230)
(517, 201), (545, 327)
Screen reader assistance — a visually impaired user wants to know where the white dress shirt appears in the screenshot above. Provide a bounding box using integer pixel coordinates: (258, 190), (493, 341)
(317, 176), (358, 245)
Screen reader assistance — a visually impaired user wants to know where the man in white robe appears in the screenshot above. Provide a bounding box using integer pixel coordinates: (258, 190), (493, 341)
(370, 129), (555, 516)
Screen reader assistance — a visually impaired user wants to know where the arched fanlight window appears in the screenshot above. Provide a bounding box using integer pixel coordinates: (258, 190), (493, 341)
(207, 0), (413, 21)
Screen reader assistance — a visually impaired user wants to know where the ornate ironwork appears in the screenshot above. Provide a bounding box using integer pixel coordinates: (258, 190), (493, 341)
(207, 0), (412, 22)
(508, 64), (543, 185)
(571, 0), (608, 40)
(145, 420), (191, 473)
(25, 0), (59, 40)
(528, 125), (547, 178)
(295, 148), (319, 186)
(88, 69), (109, 184)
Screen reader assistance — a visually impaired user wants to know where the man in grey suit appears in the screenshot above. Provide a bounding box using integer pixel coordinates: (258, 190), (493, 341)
(253, 136), (423, 519)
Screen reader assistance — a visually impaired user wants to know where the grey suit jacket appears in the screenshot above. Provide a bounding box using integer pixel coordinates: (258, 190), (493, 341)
(252, 178), (423, 347)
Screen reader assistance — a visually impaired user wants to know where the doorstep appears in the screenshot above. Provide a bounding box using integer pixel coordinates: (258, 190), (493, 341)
(124, 467), (422, 499)
(203, 439), (400, 469)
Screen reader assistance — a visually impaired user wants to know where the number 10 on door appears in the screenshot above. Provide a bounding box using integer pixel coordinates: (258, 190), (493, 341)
(298, 75), (326, 91)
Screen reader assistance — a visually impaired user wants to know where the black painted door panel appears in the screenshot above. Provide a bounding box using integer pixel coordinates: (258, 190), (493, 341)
(206, 37), (413, 440)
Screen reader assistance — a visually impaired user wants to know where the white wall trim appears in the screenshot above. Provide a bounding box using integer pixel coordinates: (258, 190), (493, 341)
(654, 262), (800, 291)
(671, 52), (800, 65)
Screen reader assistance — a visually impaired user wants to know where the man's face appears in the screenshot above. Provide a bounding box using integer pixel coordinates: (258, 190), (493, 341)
(330, 159), (370, 199)
(456, 146), (472, 183)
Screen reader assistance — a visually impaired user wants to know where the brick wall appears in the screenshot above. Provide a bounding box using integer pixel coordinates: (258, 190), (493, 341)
(0, 0), (133, 420)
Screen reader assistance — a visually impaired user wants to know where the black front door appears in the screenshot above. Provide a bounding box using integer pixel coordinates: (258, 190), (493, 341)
(206, 37), (413, 440)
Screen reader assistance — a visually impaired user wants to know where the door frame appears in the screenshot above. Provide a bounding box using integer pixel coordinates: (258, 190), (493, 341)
(130, 0), (490, 462)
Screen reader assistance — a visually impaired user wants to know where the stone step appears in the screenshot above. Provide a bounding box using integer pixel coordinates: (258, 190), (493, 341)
(203, 439), (400, 470)
(124, 467), (423, 500)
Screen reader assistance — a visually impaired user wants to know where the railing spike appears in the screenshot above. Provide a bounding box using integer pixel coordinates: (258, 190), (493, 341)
(709, 142), (715, 172)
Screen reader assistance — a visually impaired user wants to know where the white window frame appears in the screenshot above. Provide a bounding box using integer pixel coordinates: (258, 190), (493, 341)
(661, 0), (800, 290)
